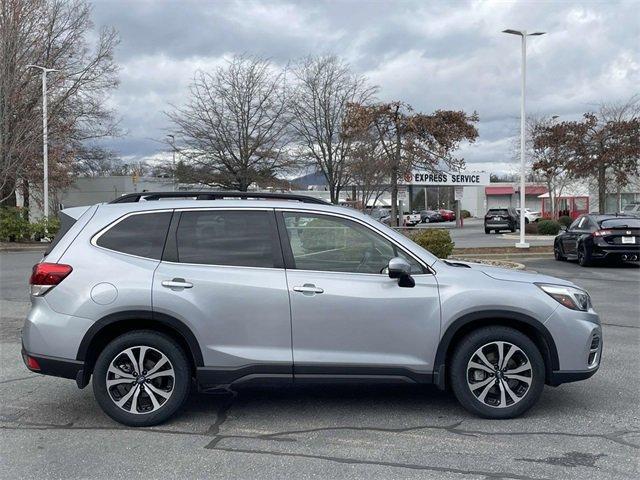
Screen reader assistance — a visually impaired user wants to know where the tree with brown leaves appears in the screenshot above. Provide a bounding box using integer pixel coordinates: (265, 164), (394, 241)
(344, 101), (478, 225)
(544, 97), (640, 213)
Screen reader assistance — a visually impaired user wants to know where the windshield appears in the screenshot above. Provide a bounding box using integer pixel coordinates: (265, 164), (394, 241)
(487, 209), (508, 215)
(599, 218), (640, 228)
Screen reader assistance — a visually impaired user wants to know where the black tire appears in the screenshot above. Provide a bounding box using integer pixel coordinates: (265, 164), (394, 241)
(510, 226), (516, 232)
(449, 326), (545, 419)
(524, 218), (529, 224)
(554, 241), (566, 261)
(577, 243), (591, 267)
(92, 330), (191, 427)
(485, 228), (490, 234)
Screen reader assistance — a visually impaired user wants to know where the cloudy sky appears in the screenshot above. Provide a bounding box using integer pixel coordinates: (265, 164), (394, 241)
(91, 0), (639, 174)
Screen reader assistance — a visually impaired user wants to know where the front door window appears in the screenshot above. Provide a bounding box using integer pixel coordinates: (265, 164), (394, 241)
(282, 213), (423, 274)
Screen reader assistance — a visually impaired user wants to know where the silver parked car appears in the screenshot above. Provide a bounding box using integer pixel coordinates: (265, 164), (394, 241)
(22, 192), (601, 426)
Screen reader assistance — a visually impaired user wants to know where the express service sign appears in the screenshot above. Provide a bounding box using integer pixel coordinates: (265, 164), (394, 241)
(403, 171), (490, 186)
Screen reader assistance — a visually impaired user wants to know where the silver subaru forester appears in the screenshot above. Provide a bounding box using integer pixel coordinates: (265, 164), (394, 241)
(22, 192), (601, 426)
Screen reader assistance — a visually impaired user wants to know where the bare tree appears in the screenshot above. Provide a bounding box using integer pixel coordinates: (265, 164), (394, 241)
(166, 55), (294, 191)
(0, 0), (120, 209)
(288, 55), (375, 203)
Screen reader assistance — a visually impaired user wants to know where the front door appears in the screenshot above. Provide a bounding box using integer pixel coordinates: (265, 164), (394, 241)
(153, 209), (292, 379)
(278, 211), (441, 381)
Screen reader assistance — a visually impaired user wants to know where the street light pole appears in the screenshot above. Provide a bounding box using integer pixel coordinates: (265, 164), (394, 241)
(502, 29), (545, 249)
(27, 65), (59, 222)
(166, 134), (176, 191)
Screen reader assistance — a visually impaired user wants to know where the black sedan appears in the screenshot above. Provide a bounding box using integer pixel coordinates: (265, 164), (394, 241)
(420, 210), (443, 223)
(554, 214), (640, 266)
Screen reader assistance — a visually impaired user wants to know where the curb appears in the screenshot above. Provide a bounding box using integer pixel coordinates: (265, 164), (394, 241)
(500, 233), (555, 241)
(449, 256), (526, 270)
(0, 243), (48, 252)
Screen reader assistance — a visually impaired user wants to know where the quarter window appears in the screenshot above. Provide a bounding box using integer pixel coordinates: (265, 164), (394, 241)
(282, 213), (423, 274)
(175, 210), (277, 268)
(96, 212), (172, 259)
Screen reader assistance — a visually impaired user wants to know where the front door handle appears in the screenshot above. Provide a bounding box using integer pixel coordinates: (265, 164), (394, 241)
(162, 278), (193, 289)
(293, 284), (324, 295)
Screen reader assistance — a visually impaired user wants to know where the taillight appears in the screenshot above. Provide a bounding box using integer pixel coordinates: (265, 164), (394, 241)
(29, 263), (72, 296)
(592, 230), (613, 237)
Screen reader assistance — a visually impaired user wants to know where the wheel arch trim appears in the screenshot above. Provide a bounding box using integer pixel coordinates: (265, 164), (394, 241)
(434, 310), (560, 388)
(76, 310), (204, 367)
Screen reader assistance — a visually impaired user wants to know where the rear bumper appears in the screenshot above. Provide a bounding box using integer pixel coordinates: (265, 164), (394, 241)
(21, 345), (86, 384)
(485, 222), (510, 228)
(592, 244), (640, 259)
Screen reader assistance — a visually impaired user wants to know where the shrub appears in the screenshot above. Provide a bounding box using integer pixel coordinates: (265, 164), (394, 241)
(0, 207), (31, 242)
(524, 222), (538, 234)
(461, 209), (471, 218)
(30, 217), (61, 241)
(558, 215), (572, 228)
(410, 229), (455, 258)
(537, 219), (561, 235)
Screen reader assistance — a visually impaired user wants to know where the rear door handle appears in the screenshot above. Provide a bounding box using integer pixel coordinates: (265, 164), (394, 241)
(161, 278), (193, 289)
(293, 284), (324, 295)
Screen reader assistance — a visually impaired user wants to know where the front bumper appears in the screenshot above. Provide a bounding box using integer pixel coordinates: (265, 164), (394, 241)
(548, 368), (599, 386)
(543, 305), (602, 385)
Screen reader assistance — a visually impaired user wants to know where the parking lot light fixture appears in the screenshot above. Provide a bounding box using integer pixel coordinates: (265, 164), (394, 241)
(502, 29), (546, 248)
(27, 64), (60, 229)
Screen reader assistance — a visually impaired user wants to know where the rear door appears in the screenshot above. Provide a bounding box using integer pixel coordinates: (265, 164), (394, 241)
(152, 208), (292, 377)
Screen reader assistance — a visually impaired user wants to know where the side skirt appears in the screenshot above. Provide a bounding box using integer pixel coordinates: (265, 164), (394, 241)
(196, 364), (435, 391)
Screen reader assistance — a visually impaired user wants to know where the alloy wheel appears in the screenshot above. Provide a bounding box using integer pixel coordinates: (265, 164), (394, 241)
(106, 346), (175, 414)
(466, 341), (533, 408)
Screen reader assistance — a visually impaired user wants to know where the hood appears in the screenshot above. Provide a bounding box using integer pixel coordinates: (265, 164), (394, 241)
(441, 260), (576, 287)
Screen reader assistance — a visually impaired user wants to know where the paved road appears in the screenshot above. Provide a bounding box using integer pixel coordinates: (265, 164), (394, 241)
(1, 251), (638, 479)
(413, 218), (554, 248)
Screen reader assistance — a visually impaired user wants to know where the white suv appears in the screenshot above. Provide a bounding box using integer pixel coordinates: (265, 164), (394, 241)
(516, 208), (541, 224)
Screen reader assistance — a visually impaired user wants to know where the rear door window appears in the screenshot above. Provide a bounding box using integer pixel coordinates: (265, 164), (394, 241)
(600, 218), (640, 229)
(96, 211), (172, 259)
(175, 210), (278, 267)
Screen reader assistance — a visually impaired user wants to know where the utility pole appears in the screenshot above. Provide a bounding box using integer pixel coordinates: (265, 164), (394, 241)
(27, 65), (59, 225)
(502, 29), (545, 249)
(167, 134), (176, 191)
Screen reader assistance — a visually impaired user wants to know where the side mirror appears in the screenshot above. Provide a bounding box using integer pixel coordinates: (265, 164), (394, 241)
(387, 257), (415, 288)
(560, 225), (567, 232)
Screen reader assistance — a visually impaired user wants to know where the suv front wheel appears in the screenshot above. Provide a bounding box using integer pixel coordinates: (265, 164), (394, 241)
(449, 326), (545, 419)
(92, 330), (191, 426)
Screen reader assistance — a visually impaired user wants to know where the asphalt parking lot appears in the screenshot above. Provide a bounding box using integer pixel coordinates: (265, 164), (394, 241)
(1, 250), (638, 479)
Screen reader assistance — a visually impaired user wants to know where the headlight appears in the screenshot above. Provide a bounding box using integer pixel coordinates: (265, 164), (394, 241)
(536, 283), (591, 311)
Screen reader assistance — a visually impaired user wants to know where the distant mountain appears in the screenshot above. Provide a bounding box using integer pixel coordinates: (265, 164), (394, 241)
(290, 171), (328, 188)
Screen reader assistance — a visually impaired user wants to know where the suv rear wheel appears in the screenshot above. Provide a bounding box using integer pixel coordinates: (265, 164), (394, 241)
(92, 330), (191, 426)
(449, 326), (545, 419)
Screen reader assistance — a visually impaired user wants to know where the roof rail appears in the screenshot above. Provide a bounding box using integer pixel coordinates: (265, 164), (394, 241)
(108, 191), (331, 205)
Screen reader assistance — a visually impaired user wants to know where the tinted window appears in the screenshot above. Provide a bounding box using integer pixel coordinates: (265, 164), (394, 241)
(283, 213), (423, 274)
(569, 216), (583, 230)
(600, 218), (640, 228)
(176, 210), (276, 267)
(96, 212), (172, 259)
(487, 209), (508, 215)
